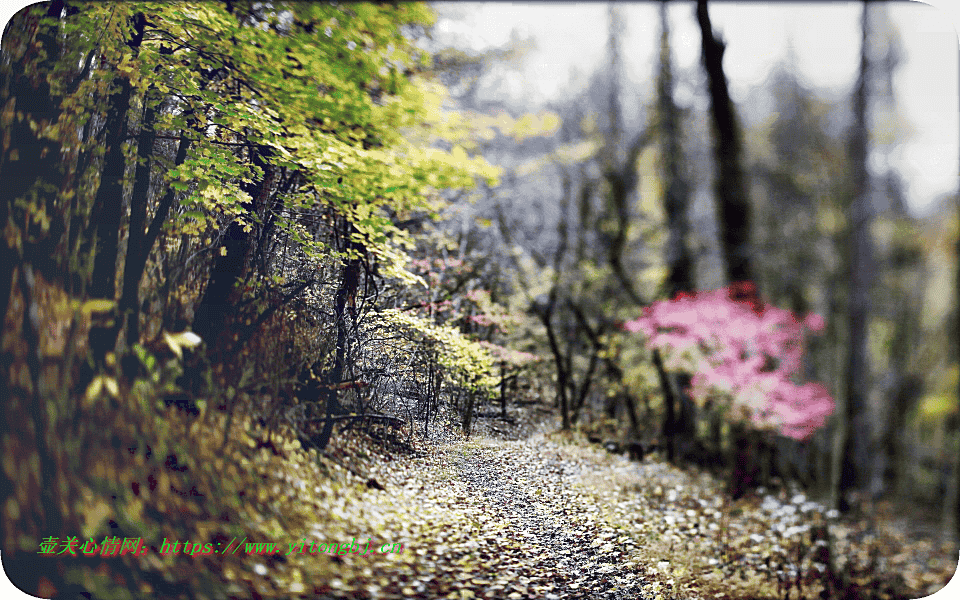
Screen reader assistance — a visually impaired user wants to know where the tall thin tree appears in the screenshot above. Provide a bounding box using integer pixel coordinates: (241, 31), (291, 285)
(946, 21), (960, 541)
(658, 2), (695, 299)
(696, 0), (755, 291)
(696, 0), (761, 496)
(657, 1), (698, 462)
(835, 0), (874, 512)
(88, 11), (148, 363)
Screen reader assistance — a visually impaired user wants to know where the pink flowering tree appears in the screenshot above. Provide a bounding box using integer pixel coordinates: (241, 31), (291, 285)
(623, 283), (834, 441)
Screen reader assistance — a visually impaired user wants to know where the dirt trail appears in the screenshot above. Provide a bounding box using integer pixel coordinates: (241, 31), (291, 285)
(288, 433), (668, 599)
(295, 428), (956, 600)
(447, 438), (652, 599)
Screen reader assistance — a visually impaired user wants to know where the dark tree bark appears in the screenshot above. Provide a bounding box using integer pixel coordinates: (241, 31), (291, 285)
(462, 389), (476, 438)
(837, 0), (874, 513)
(659, 2), (696, 299)
(541, 167), (574, 431)
(566, 300), (603, 425)
(696, 0), (755, 289)
(120, 81), (158, 347)
(193, 148), (275, 350)
(500, 361), (508, 419)
(657, 2), (699, 463)
(0, 6), (72, 595)
(195, 146), (278, 450)
(945, 194), (960, 535)
(601, 7), (694, 461)
(540, 289), (571, 431)
(313, 230), (364, 451)
(602, 4), (652, 306)
(88, 12), (148, 362)
(652, 348), (680, 462)
(4, 271), (80, 596)
(696, 0), (765, 494)
(121, 128), (191, 347)
(572, 302), (642, 440)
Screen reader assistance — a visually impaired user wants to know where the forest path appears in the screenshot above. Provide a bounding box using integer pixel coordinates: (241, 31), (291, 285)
(274, 422), (755, 600)
(294, 432), (676, 599)
(442, 437), (652, 599)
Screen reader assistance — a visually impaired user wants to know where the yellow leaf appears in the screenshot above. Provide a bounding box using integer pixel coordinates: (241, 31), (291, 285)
(170, 331), (201, 355)
(81, 299), (115, 314)
(163, 331), (182, 358)
(84, 378), (103, 404)
(103, 377), (119, 398)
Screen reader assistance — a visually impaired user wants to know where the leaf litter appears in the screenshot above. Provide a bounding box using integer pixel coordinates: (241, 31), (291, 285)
(61, 397), (957, 600)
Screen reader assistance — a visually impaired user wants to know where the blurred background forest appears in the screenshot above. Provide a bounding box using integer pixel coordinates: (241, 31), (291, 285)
(1, 1), (958, 598)
(421, 0), (960, 525)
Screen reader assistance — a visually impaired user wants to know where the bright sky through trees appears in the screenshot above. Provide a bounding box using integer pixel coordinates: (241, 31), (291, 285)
(433, 1), (959, 216)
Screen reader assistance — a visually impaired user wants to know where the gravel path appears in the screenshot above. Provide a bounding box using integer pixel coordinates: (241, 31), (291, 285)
(445, 439), (653, 600)
(297, 434), (669, 600)
(286, 425), (954, 600)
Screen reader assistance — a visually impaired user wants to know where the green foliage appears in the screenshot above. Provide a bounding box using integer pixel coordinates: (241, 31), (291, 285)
(377, 308), (499, 395)
(10, 0), (524, 396)
(40, 1), (499, 281)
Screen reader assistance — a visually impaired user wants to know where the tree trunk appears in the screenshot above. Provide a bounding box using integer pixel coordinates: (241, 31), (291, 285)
(541, 166), (573, 431)
(462, 390), (475, 438)
(657, 2), (699, 462)
(622, 390), (641, 441)
(837, 0), (873, 513)
(500, 361), (507, 419)
(122, 129), (191, 346)
(541, 296), (571, 431)
(0, 0), (68, 333)
(697, 0), (765, 493)
(193, 149), (275, 351)
(945, 196), (960, 536)
(313, 222), (364, 451)
(696, 0), (754, 288)
(88, 12), (147, 363)
(0, 6), (73, 595)
(653, 348), (679, 463)
(602, 6), (690, 456)
(658, 2), (696, 298)
(120, 81), (158, 348)
(729, 423), (760, 499)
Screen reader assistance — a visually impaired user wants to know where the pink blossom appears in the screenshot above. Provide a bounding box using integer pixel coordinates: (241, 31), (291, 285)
(479, 341), (540, 365)
(804, 312), (826, 333)
(468, 314), (495, 326)
(626, 283), (834, 440)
